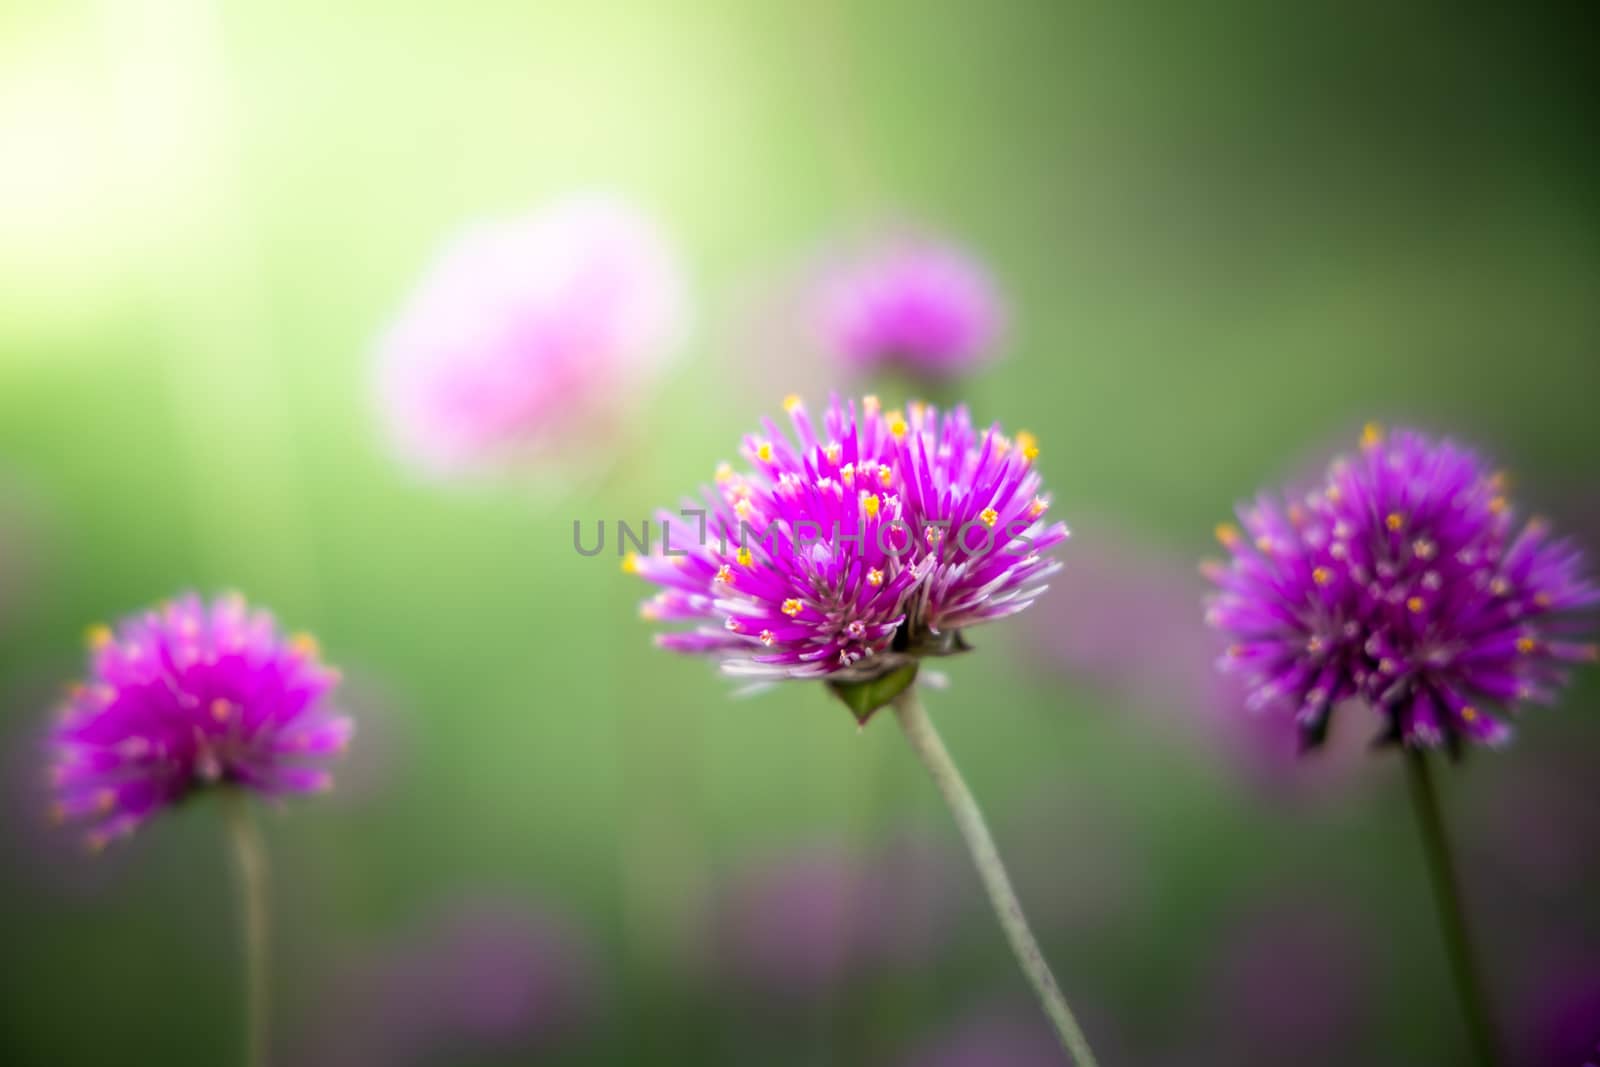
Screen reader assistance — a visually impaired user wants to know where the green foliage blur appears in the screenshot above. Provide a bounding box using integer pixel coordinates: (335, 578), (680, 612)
(1, 2), (1595, 1065)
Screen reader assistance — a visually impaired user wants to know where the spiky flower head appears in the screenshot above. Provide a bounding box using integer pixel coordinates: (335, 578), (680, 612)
(1206, 424), (1597, 753)
(631, 395), (1066, 708)
(818, 235), (1003, 380)
(50, 593), (350, 850)
(377, 194), (686, 477)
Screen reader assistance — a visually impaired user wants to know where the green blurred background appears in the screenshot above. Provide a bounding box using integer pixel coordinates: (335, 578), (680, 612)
(1, 2), (1596, 1064)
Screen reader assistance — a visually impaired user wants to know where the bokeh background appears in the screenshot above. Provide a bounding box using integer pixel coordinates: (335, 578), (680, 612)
(2, 1), (1598, 1064)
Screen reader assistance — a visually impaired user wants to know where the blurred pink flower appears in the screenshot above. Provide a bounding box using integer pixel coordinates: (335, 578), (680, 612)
(300, 895), (601, 1066)
(710, 832), (963, 1001)
(816, 232), (1004, 382)
(376, 194), (687, 478)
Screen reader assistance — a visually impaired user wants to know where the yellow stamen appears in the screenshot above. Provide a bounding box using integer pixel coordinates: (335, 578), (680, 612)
(1361, 422), (1384, 449)
(1489, 496), (1507, 514)
(715, 564), (734, 585)
(1028, 496), (1048, 519)
(291, 632), (320, 658)
(1413, 539), (1436, 560)
(878, 465), (893, 488)
(781, 598), (803, 617)
(211, 698), (232, 722)
(887, 413), (908, 438)
(1385, 513), (1404, 531)
(86, 625), (112, 650)
(96, 788), (116, 813)
(639, 602), (660, 621)
(993, 434), (1012, 456)
(782, 394), (803, 414)
(1255, 536), (1274, 554)
(736, 546), (753, 567)
(1325, 484), (1342, 503)
(862, 394), (880, 416)
(1516, 636), (1536, 654)
(1489, 577), (1510, 596)
(824, 441), (842, 464)
(1215, 523), (1241, 548)
(866, 568), (884, 587)
(1460, 705), (1479, 723)
(759, 629), (775, 646)
(979, 507), (999, 528)
(1533, 592), (1552, 607)
(839, 463), (855, 486)
(1312, 567), (1332, 585)
(621, 551), (640, 575)
(756, 440), (774, 463)
(734, 499), (755, 521)
(715, 462), (735, 484)
(861, 492), (880, 518)
(1015, 431), (1039, 461)
(1406, 596), (1425, 613)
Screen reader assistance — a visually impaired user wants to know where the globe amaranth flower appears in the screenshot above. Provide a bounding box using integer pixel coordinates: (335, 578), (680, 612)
(377, 194), (686, 477)
(818, 235), (1003, 380)
(631, 395), (1067, 691)
(1206, 424), (1598, 753)
(50, 593), (350, 850)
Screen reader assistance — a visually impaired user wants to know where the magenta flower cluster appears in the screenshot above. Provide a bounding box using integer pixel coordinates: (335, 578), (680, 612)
(819, 236), (1003, 380)
(50, 593), (350, 849)
(1206, 425), (1597, 752)
(631, 394), (1067, 682)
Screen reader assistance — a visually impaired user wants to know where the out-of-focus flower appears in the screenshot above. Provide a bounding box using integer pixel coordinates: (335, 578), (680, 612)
(894, 1005), (1065, 1067)
(1029, 520), (1372, 794)
(1206, 424), (1597, 752)
(376, 194), (687, 478)
(711, 834), (962, 999)
(632, 395), (1067, 692)
(1183, 897), (1380, 1067)
(49, 593), (350, 849)
(1513, 950), (1600, 1067)
(300, 897), (600, 1066)
(818, 234), (1003, 382)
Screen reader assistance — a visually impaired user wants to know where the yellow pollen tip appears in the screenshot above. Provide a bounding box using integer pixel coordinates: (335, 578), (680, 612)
(839, 463), (854, 486)
(736, 547), (753, 567)
(993, 435), (1012, 455)
(1313, 567), (1332, 585)
(781, 598), (803, 617)
(861, 493), (880, 518)
(1406, 596), (1425, 613)
(1533, 592), (1552, 607)
(1029, 497), (1048, 518)
(96, 788), (116, 813)
(1015, 431), (1039, 461)
(1489, 496), (1507, 514)
(211, 698), (231, 722)
(1516, 637), (1536, 654)
(734, 499), (754, 521)
(715, 564), (734, 585)
(715, 462), (735, 484)
(759, 629), (775, 646)
(86, 625), (112, 650)
(980, 507), (999, 528)
(1489, 470), (1509, 491)
(1385, 513), (1404, 531)
(639, 603), (660, 621)
(866, 568), (884, 587)
(1255, 536), (1274, 554)
(756, 441), (774, 463)
(291, 632), (321, 658)
(621, 551), (640, 575)
(1460, 705), (1479, 723)
(1227, 644), (1244, 658)
(1215, 523), (1241, 547)
(878, 466), (893, 488)
(1361, 422), (1384, 449)
(887, 413), (908, 438)
(782, 394), (802, 414)
(1325, 485), (1342, 502)
(862, 395), (880, 416)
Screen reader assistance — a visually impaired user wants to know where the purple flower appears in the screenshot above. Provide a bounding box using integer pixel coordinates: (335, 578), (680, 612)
(632, 395), (1068, 685)
(377, 194), (686, 477)
(818, 235), (1003, 380)
(1206, 424), (1598, 752)
(298, 897), (600, 1066)
(50, 593), (350, 849)
(711, 835), (961, 999)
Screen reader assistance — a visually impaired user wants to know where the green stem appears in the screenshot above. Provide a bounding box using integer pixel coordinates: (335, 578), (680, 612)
(1404, 747), (1499, 1067)
(222, 791), (269, 1067)
(890, 686), (1101, 1067)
